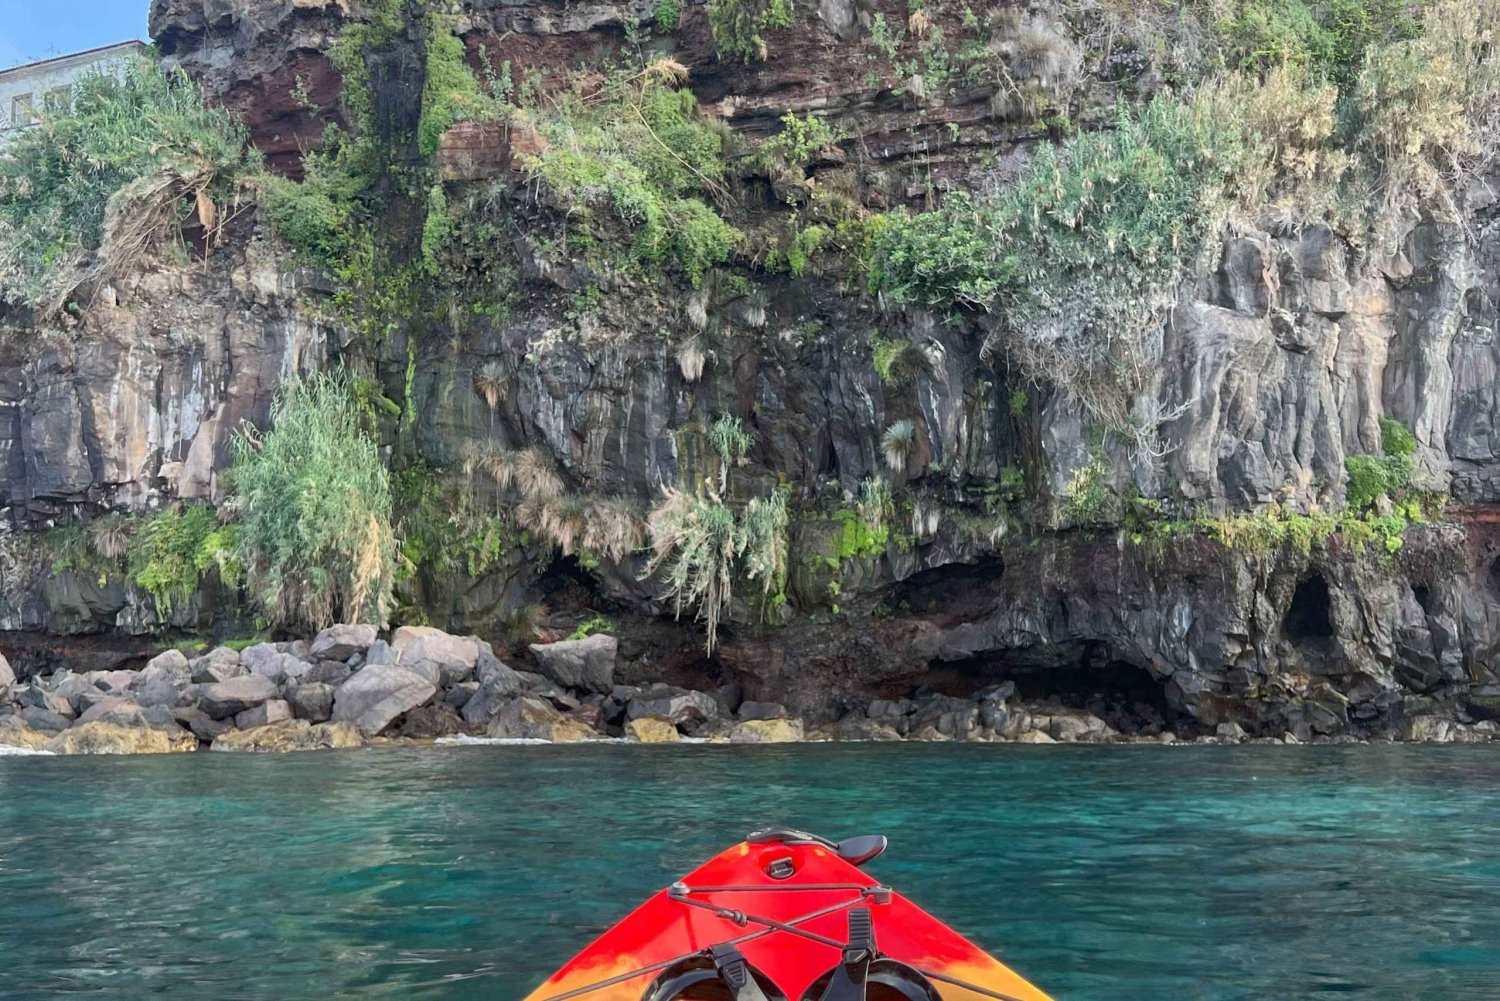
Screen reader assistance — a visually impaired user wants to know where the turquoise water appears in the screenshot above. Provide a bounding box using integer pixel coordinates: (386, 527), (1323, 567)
(0, 744), (1497, 1000)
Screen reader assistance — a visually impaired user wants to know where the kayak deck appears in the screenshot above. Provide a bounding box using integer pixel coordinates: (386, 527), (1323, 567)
(524, 831), (1054, 1001)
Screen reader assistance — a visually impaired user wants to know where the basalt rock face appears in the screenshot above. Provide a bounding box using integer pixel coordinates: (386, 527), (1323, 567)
(3, 0), (1500, 740)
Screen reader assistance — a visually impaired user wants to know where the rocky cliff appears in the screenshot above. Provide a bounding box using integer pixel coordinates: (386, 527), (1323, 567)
(3, 0), (1500, 742)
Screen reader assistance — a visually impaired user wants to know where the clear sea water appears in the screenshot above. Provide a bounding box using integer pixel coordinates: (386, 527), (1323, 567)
(0, 743), (1497, 1000)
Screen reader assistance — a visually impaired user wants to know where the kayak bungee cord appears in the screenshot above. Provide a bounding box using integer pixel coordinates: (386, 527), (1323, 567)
(532, 893), (870, 1001)
(523, 833), (1055, 1001)
(533, 880), (1037, 1001)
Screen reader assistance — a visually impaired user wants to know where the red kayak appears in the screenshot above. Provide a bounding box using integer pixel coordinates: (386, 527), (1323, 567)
(523, 829), (1054, 1001)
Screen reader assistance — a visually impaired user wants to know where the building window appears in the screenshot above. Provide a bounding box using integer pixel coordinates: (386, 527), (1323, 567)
(10, 93), (36, 128)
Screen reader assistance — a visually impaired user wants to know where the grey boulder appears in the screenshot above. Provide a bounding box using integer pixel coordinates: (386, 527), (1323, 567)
(198, 675), (281, 720)
(529, 634), (617, 694)
(236, 699), (293, 730)
(626, 688), (718, 727)
(309, 624), (378, 662)
(392, 627), (478, 680)
(286, 683), (335, 723)
(331, 664), (437, 735)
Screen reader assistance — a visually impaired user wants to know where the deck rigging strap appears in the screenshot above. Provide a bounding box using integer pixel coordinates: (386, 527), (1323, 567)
(531, 893), (868, 1001)
(533, 883), (1038, 1001)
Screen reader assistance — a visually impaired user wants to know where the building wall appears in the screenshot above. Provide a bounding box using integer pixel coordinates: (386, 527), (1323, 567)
(0, 42), (147, 141)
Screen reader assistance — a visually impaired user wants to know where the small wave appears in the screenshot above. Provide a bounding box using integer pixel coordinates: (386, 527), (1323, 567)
(0, 745), (53, 756)
(434, 735), (632, 747)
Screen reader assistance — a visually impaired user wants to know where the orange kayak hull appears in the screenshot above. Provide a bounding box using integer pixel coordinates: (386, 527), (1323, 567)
(524, 836), (1054, 1001)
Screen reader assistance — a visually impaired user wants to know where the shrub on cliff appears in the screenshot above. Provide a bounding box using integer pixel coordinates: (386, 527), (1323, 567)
(521, 67), (741, 286)
(643, 486), (788, 653)
(869, 96), (1248, 448)
(229, 373), (397, 631)
(0, 57), (256, 314)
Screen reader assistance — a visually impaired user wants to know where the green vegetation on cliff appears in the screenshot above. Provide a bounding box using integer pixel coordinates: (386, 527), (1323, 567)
(230, 373), (398, 631)
(0, 57), (255, 313)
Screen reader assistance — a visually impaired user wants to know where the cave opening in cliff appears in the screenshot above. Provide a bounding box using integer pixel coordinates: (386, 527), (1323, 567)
(1489, 557), (1500, 598)
(901, 648), (1181, 733)
(1284, 575), (1333, 642)
(890, 557), (1005, 615)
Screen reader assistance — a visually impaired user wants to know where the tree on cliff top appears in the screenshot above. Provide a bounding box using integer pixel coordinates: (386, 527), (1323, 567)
(229, 372), (397, 632)
(0, 56), (256, 316)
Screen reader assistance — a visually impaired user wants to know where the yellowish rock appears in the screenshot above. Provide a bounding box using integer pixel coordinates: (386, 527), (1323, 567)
(211, 720), (364, 752)
(728, 719), (804, 744)
(0, 718), (53, 751)
(535, 720), (598, 743)
(626, 716), (681, 743)
(46, 722), (198, 755)
(1014, 729), (1057, 744)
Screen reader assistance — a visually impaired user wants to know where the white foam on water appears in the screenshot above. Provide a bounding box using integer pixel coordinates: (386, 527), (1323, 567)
(0, 745), (53, 756)
(435, 735), (632, 747)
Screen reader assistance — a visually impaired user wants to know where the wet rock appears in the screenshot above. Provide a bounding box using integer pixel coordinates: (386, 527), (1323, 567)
(0, 717), (51, 750)
(286, 683), (335, 722)
(529, 634), (617, 694)
(728, 719), (805, 744)
(400, 704), (464, 738)
(309, 624), (377, 662)
(211, 720), (363, 752)
(198, 675), (281, 720)
(738, 701), (788, 721)
(626, 716), (681, 743)
(331, 664), (437, 736)
(46, 722), (198, 755)
(235, 699), (292, 729)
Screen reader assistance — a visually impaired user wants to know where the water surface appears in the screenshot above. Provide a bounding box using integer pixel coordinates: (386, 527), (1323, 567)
(0, 744), (1497, 1000)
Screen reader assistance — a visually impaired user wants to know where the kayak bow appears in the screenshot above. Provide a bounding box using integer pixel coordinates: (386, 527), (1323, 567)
(524, 829), (1054, 1001)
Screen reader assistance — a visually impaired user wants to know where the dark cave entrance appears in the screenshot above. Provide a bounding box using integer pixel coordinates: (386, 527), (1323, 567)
(1489, 557), (1500, 599)
(1284, 575), (1333, 643)
(536, 554), (610, 616)
(890, 556), (1005, 616)
(897, 647), (1182, 735)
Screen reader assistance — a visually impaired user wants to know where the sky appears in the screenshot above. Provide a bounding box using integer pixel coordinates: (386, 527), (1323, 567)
(0, 0), (148, 71)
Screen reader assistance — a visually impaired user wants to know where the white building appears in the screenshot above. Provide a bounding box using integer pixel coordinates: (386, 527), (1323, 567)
(0, 40), (148, 144)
